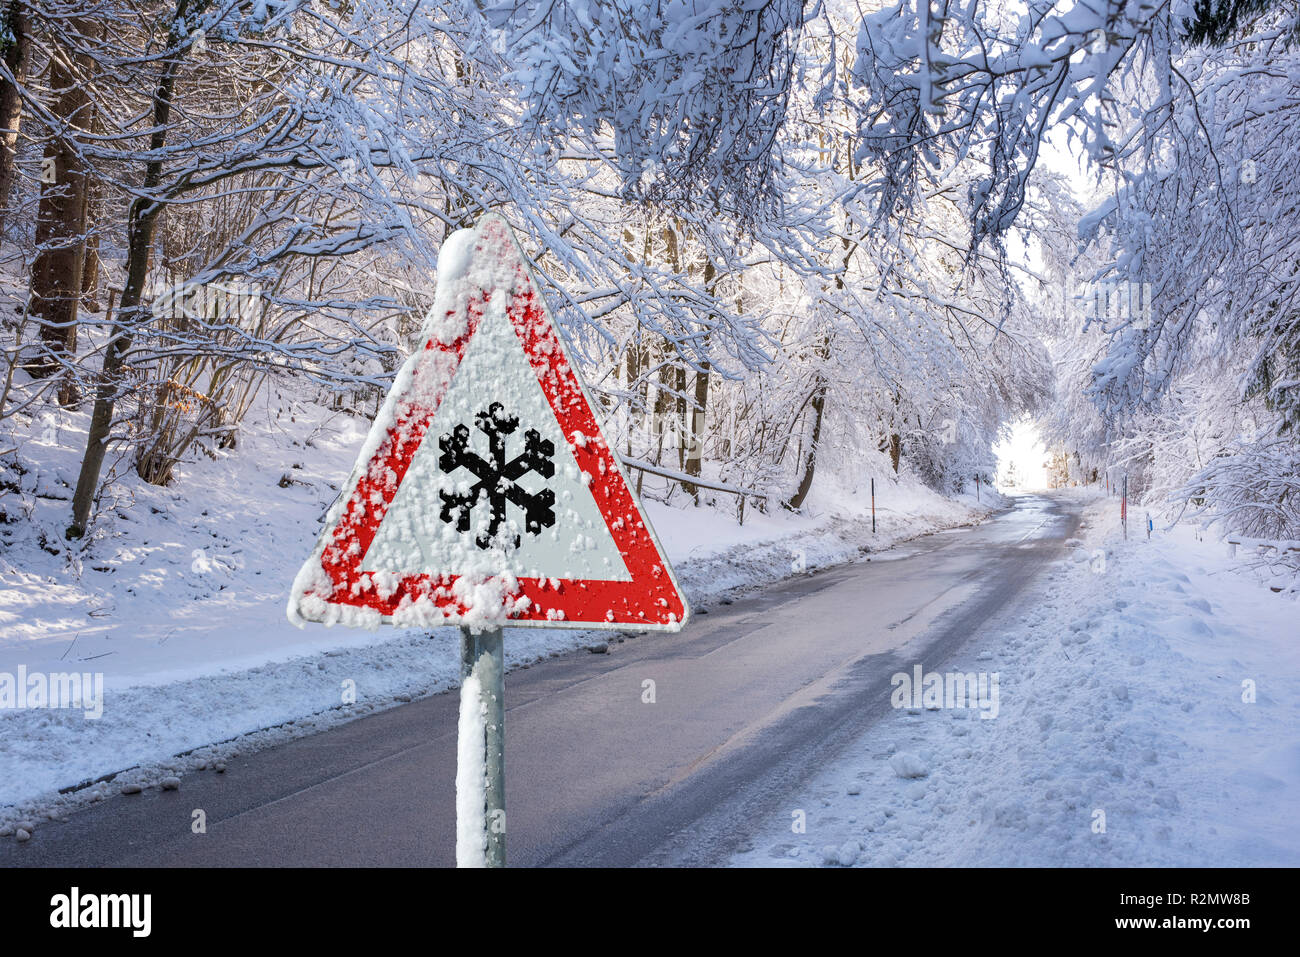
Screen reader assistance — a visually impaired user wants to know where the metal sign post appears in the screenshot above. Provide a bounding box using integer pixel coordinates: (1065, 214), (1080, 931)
(458, 626), (506, 867)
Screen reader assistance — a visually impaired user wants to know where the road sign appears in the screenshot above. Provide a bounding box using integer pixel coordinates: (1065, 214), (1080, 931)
(288, 214), (689, 633)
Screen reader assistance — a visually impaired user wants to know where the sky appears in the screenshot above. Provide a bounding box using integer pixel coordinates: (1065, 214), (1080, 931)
(994, 417), (1048, 489)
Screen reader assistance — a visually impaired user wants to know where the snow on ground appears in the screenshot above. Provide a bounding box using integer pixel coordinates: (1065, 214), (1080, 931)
(730, 489), (1300, 867)
(0, 392), (1001, 827)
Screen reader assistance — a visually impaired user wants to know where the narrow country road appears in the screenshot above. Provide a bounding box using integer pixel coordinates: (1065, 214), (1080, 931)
(4, 493), (1080, 868)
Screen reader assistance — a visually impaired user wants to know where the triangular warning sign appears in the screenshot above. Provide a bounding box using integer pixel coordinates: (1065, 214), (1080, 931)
(288, 215), (689, 632)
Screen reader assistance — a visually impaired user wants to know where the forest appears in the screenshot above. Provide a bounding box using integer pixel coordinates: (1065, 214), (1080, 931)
(1, 0), (1296, 575)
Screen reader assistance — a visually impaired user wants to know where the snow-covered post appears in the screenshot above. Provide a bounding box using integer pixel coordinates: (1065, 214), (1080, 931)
(1121, 475), (1128, 539)
(975, 474), (980, 502)
(456, 626), (506, 868)
(871, 478), (876, 533)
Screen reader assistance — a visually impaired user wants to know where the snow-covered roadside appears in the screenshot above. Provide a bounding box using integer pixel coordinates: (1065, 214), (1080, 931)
(730, 489), (1300, 867)
(0, 397), (1002, 828)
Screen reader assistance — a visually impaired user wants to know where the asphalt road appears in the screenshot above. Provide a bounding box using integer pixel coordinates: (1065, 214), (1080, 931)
(4, 493), (1080, 868)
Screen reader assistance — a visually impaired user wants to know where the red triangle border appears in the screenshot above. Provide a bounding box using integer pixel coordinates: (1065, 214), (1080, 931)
(299, 217), (688, 631)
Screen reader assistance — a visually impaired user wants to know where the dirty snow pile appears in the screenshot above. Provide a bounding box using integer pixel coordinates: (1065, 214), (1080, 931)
(732, 493), (1300, 867)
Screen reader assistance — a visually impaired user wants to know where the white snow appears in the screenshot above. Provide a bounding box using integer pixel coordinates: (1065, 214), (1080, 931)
(454, 668), (488, 868)
(888, 752), (929, 779)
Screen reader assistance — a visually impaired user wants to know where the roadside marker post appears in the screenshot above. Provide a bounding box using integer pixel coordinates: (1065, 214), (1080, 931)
(1121, 474), (1128, 539)
(287, 214), (689, 866)
(871, 477), (876, 533)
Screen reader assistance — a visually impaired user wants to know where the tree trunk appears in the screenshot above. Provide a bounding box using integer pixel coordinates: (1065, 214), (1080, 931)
(785, 379), (827, 510)
(890, 433), (901, 473)
(81, 213), (101, 310)
(80, 110), (102, 310)
(786, 329), (832, 509)
(682, 258), (716, 498)
(622, 223), (652, 454)
(69, 5), (191, 538)
(681, 361), (709, 495)
(673, 362), (687, 470)
(651, 221), (681, 468)
(26, 20), (92, 405)
(0, 1), (29, 238)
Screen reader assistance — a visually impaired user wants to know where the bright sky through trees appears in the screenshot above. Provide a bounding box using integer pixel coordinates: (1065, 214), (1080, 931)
(995, 419), (1048, 490)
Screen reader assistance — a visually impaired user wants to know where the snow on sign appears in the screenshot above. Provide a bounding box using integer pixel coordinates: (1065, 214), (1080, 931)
(288, 214), (688, 633)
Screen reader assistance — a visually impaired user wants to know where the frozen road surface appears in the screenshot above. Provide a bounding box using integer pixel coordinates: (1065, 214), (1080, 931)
(3, 493), (1079, 867)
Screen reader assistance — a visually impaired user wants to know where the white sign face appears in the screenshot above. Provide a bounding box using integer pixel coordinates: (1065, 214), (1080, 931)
(361, 294), (632, 582)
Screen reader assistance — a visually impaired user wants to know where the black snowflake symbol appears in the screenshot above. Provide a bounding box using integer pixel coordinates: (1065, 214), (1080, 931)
(438, 402), (556, 550)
